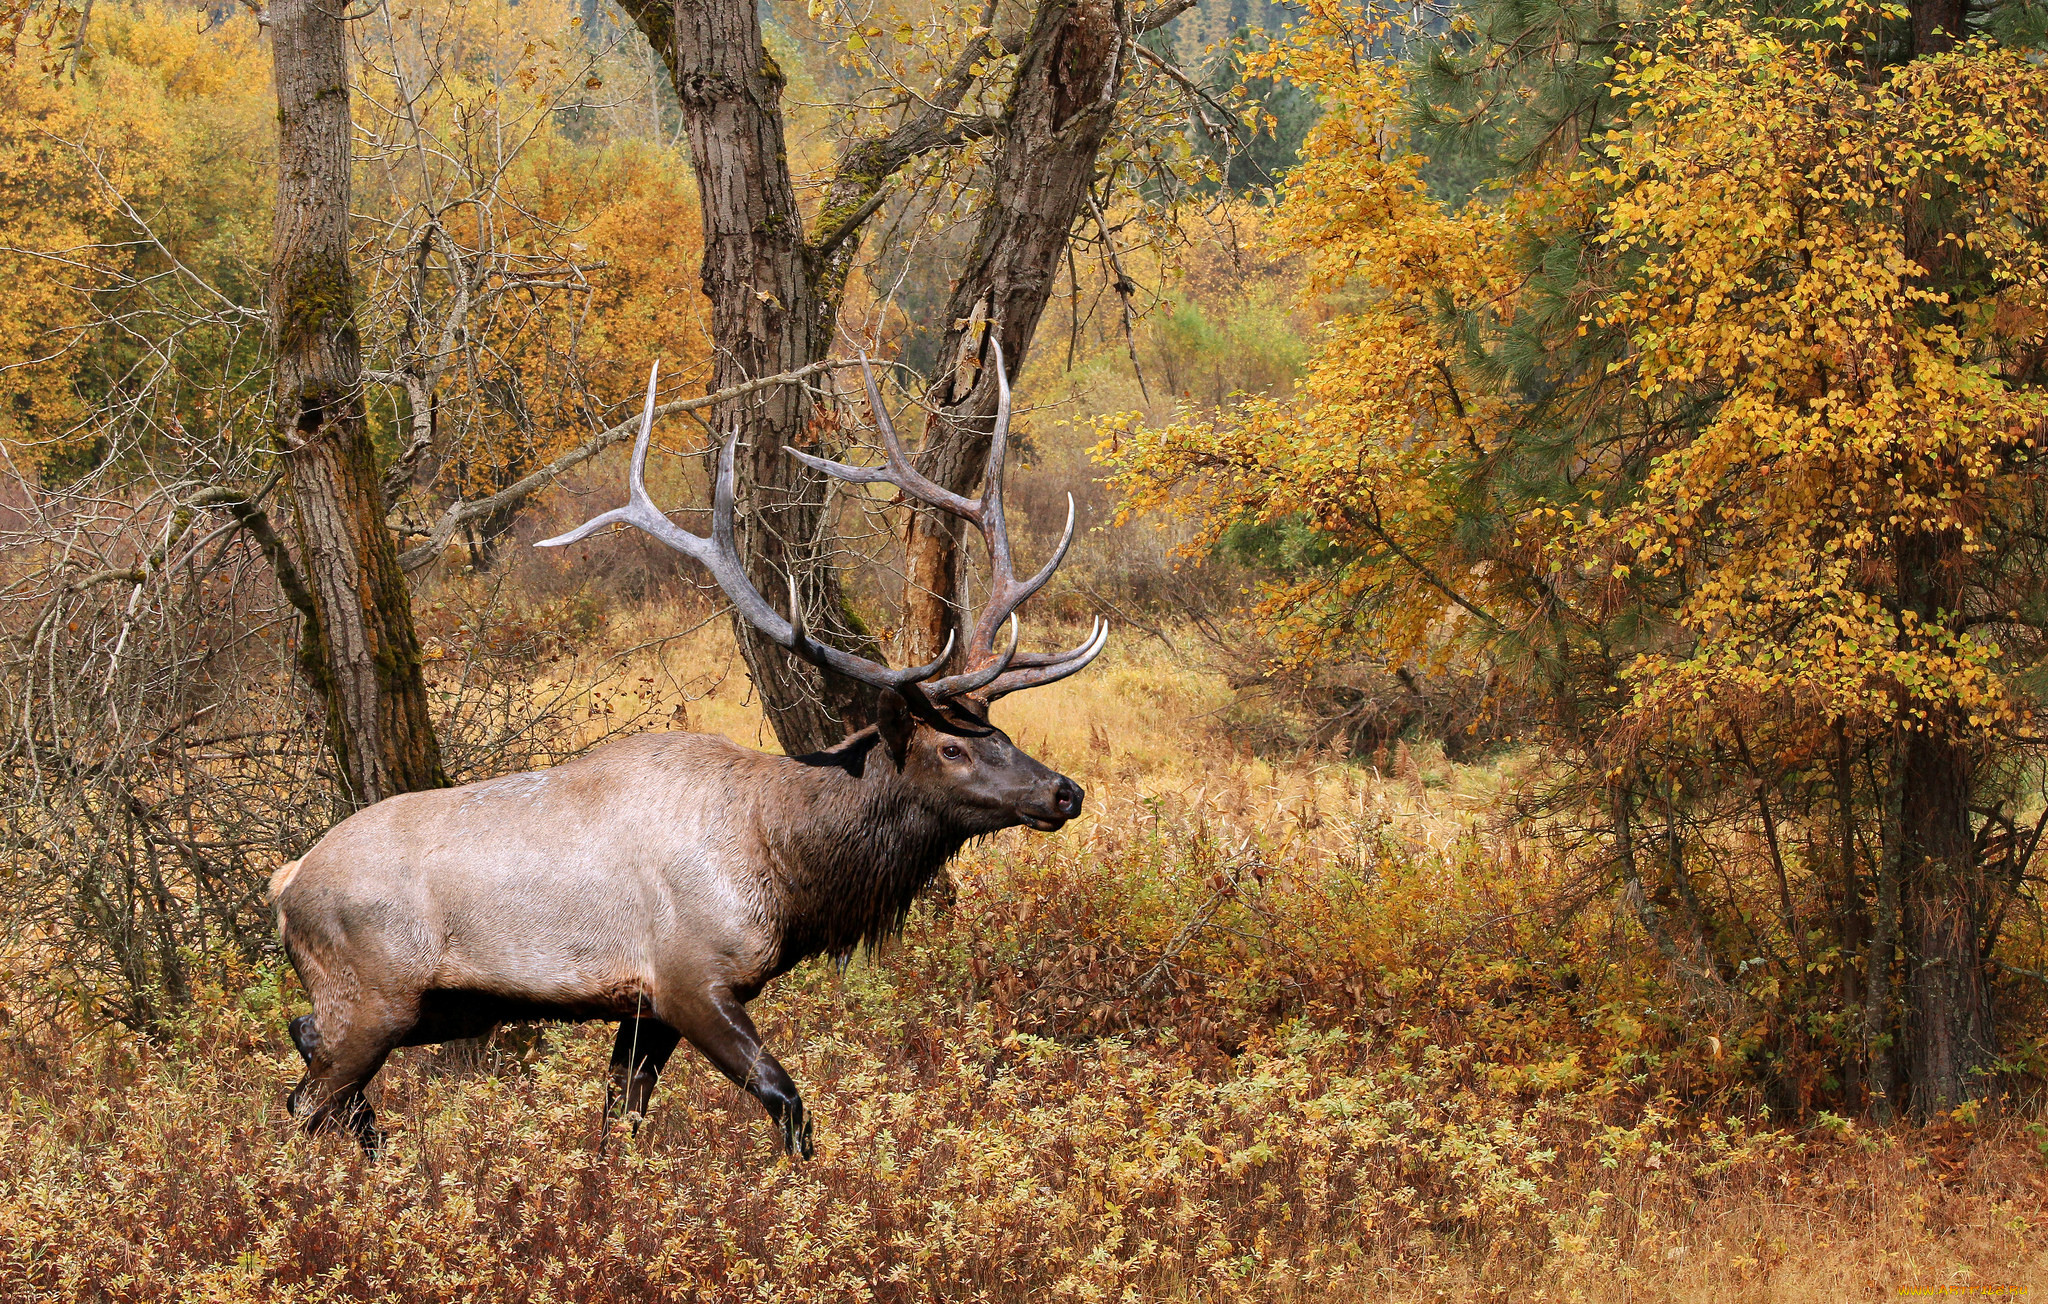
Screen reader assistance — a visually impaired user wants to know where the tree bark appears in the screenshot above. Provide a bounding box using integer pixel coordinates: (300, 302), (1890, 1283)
(1835, 724), (1868, 1105)
(901, 0), (1131, 665)
(269, 0), (447, 806)
(1909, 0), (1967, 57)
(1895, 530), (1997, 1115)
(621, 0), (888, 751)
(1877, 0), (2000, 1120)
(1864, 744), (1905, 1122)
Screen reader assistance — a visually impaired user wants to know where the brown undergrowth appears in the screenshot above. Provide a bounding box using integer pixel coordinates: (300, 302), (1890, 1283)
(1, 617), (2044, 1301)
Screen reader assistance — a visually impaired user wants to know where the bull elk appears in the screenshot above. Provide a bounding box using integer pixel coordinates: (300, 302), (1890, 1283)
(271, 346), (1105, 1157)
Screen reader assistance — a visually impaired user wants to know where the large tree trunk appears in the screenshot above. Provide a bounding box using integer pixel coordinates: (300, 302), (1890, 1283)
(270, 0), (447, 806)
(1910, 0), (1967, 57)
(1883, 0), (1998, 1116)
(1895, 530), (1997, 1115)
(900, 0), (1129, 665)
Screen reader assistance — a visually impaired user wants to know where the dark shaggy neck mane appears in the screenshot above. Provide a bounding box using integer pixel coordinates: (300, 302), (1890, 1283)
(758, 727), (967, 969)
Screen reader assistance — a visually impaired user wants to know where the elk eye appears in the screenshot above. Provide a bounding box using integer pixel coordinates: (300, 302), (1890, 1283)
(940, 743), (966, 761)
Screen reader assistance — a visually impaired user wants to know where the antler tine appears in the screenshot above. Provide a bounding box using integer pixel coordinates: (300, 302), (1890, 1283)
(966, 491), (1075, 659)
(978, 617), (1110, 702)
(541, 362), (960, 698)
(956, 338), (1078, 674)
(921, 613), (1019, 699)
(862, 352), (981, 520)
(784, 353), (982, 523)
(537, 361), (679, 551)
(980, 338), (1015, 586)
(785, 571), (806, 642)
(998, 617), (1109, 671)
(688, 425), (803, 649)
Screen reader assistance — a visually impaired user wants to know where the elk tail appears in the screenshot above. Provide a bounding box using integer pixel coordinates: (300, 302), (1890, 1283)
(268, 858), (304, 904)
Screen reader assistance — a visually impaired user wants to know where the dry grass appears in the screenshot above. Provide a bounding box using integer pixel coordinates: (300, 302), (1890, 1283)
(2, 611), (2044, 1302)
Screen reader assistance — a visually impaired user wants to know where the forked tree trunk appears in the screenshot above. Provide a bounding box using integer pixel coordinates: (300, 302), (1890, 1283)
(622, 0), (883, 750)
(269, 0), (447, 805)
(618, 0), (1172, 753)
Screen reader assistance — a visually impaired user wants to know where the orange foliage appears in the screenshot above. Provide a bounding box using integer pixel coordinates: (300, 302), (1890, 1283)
(428, 138), (713, 504)
(0, 4), (271, 466)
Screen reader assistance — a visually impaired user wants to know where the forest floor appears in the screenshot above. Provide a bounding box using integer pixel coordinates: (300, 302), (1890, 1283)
(2, 609), (2044, 1301)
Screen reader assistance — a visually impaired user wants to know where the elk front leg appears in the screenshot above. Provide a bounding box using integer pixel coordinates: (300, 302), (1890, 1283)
(606, 1016), (683, 1131)
(673, 987), (812, 1159)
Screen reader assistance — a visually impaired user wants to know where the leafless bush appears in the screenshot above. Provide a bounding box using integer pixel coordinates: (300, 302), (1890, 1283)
(0, 467), (322, 1031)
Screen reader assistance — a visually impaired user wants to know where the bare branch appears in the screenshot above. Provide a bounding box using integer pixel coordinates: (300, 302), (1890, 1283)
(396, 358), (877, 571)
(1134, 0), (1200, 34)
(811, 183), (902, 266)
(1088, 191), (1153, 404)
(809, 0), (1008, 260)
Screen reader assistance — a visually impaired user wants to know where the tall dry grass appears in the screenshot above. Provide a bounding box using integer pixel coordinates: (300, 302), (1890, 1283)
(2, 609), (2043, 1301)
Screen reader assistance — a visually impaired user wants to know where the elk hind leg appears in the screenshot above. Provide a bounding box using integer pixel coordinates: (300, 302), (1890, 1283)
(607, 1017), (684, 1131)
(672, 989), (812, 1159)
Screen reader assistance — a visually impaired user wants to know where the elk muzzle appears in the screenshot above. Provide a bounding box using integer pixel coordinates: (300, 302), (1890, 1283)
(1020, 774), (1085, 831)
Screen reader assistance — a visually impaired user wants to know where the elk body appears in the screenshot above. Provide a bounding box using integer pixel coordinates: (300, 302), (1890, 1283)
(273, 348), (1105, 1156)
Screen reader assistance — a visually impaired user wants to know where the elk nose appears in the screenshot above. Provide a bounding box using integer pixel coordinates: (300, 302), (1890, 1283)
(1052, 777), (1084, 819)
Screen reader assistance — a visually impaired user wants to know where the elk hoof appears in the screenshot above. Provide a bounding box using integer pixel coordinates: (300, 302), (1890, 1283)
(782, 1105), (813, 1159)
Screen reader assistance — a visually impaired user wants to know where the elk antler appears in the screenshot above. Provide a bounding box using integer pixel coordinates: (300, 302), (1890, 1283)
(537, 362), (976, 696)
(786, 339), (1108, 703)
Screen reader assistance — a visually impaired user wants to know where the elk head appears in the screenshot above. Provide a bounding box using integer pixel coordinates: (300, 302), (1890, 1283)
(539, 342), (1104, 834)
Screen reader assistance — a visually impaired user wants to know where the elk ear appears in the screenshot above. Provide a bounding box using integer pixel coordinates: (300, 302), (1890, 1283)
(876, 689), (917, 767)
